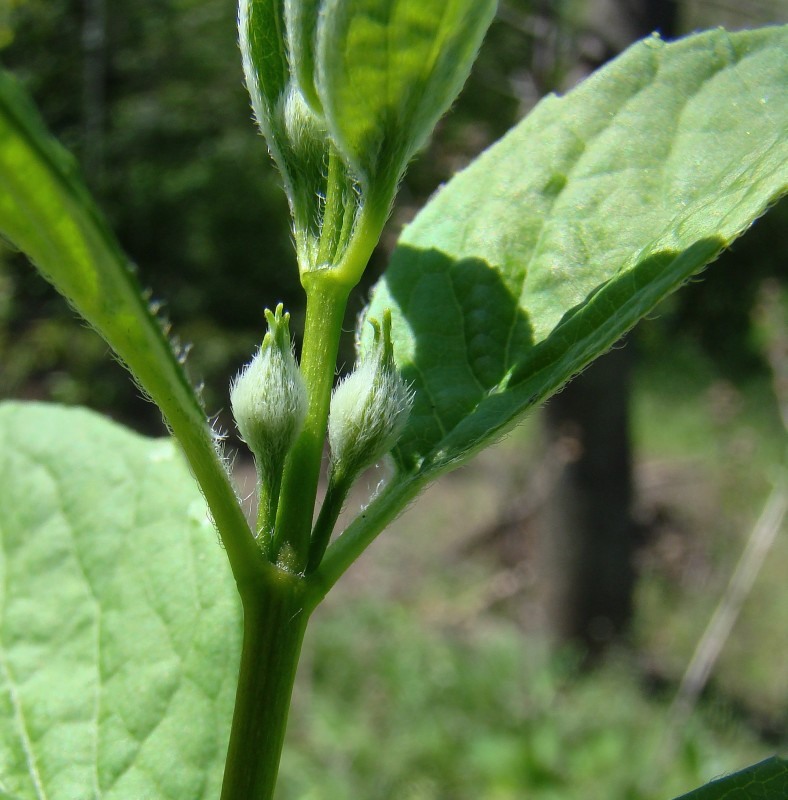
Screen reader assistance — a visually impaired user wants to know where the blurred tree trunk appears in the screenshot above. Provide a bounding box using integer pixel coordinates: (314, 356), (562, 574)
(538, 0), (677, 656)
(540, 344), (636, 653)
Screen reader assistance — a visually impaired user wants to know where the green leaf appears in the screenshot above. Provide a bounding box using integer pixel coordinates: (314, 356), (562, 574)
(673, 757), (788, 799)
(285, 0), (323, 114)
(0, 70), (190, 411)
(0, 402), (242, 800)
(239, 1), (358, 274)
(238, 0), (322, 247)
(316, 0), (497, 203)
(0, 69), (257, 579)
(239, 0), (289, 129)
(368, 26), (788, 477)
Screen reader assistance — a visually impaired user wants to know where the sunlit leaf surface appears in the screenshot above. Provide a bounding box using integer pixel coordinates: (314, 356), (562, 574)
(0, 403), (241, 800)
(367, 27), (788, 478)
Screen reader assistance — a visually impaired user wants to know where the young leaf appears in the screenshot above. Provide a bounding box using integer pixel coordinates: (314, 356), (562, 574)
(239, 0), (335, 271)
(238, 0), (289, 136)
(0, 70), (258, 578)
(0, 403), (241, 800)
(366, 26), (788, 478)
(315, 0), (497, 206)
(285, 0), (323, 114)
(672, 756), (787, 799)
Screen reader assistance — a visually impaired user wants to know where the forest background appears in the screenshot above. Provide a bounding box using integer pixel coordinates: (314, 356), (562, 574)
(1, 1), (787, 797)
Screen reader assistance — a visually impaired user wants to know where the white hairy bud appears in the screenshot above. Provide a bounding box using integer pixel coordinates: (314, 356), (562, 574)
(328, 310), (412, 482)
(230, 304), (307, 478)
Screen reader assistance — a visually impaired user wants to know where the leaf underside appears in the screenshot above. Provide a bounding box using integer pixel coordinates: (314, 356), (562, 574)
(366, 26), (788, 480)
(0, 70), (200, 425)
(672, 756), (788, 799)
(0, 403), (241, 800)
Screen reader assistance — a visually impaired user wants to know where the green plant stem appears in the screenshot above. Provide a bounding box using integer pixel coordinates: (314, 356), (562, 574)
(316, 145), (344, 266)
(220, 578), (312, 800)
(306, 472), (353, 573)
(272, 276), (350, 569)
(310, 474), (423, 599)
(170, 416), (263, 585)
(255, 467), (282, 554)
(0, 73), (261, 587)
(334, 202), (388, 286)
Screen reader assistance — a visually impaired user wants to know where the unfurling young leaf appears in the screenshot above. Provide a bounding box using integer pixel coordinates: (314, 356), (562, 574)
(238, 0), (337, 272)
(285, 0), (323, 114)
(238, 0), (497, 281)
(315, 0), (498, 208)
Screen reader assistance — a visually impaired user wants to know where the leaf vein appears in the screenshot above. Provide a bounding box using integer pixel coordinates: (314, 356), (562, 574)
(19, 451), (103, 799)
(0, 635), (49, 800)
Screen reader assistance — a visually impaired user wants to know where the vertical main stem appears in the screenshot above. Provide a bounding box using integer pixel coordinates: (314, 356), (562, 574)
(220, 581), (311, 800)
(272, 277), (350, 569)
(221, 277), (351, 798)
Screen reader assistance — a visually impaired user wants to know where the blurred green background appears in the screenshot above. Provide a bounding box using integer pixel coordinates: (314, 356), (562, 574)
(1, 0), (786, 797)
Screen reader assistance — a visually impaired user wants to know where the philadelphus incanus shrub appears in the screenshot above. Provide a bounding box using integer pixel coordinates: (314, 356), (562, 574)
(0, 1), (786, 799)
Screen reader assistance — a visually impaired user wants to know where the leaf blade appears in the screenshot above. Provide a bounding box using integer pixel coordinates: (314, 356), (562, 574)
(672, 756), (788, 800)
(367, 26), (788, 476)
(316, 0), (496, 199)
(0, 403), (242, 800)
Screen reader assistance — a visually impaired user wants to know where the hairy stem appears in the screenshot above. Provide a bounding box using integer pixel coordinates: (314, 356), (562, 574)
(255, 467), (282, 555)
(220, 578), (312, 800)
(272, 277), (350, 569)
(310, 475), (423, 599)
(307, 472), (353, 573)
(172, 420), (262, 584)
(316, 145), (345, 266)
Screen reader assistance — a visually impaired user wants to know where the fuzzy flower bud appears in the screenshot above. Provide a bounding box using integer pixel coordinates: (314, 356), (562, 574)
(328, 310), (412, 482)
(230, 304), (307, 478)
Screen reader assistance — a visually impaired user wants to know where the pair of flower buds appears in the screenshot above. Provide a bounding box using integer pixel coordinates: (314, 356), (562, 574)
(230, 304), (411, 534)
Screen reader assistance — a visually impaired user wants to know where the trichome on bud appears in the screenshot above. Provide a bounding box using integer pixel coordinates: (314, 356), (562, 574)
(328, 309), (412, 485)
(230, 303), (307, 543)
(307, 309), (411, 573)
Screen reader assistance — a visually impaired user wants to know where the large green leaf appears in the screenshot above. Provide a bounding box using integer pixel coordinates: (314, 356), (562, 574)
(0, 402), (241, 800)
(316, 0), (497, 201)
(673, 757), (788, 799)
(367, 26), (788, 477)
